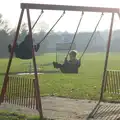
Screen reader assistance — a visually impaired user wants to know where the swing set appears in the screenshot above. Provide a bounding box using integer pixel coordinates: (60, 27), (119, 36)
(1, 2), (120, 119)
(8, 5), (103, 73)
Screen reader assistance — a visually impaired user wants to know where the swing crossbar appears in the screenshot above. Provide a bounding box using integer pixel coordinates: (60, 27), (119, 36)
(2, 76), (38, 110)
(21, 3), (120, 13)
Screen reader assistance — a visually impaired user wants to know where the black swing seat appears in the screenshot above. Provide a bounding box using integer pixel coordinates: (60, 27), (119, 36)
(14, 43), (32, 59)
(8, 34), (40, 60)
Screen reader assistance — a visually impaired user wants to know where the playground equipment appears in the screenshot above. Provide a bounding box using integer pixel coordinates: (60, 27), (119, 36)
(1, 2), (120, 119)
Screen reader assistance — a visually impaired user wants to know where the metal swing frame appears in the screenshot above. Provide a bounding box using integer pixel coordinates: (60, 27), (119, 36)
(1, 2), (120, 119)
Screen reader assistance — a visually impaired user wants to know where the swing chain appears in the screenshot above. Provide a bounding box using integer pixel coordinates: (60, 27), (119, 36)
(65, 11), (84, 59)
(38, 10), (66, 45)
(63, 10), (65, 15)
(32, 9), (44, 30)
(79, 12), (104, 61)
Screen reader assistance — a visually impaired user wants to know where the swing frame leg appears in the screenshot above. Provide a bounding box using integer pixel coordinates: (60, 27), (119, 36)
(0, 8), (43, 120)
(26, 8), (43, 119)
(0, 9), (24, 104)
(88, 13), (114, 119)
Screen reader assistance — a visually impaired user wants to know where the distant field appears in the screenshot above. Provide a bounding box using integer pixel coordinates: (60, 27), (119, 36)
(0, 52), (120, 100)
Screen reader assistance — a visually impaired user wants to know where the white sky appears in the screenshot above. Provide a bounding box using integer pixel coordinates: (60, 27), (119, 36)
(0, 0), (120, 32)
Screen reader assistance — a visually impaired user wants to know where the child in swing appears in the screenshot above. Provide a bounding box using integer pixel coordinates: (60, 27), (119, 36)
(53, 50), (81, 73)
(8, 34), (40, 59)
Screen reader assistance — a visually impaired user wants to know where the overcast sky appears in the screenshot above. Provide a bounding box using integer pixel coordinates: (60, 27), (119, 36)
(0, 0), (120, 32)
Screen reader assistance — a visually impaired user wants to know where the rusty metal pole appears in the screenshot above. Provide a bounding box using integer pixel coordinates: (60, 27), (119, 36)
(0, 9), (24, 103)
(88, 13), (114, 119)
(99, 13), (114, 101)
(26, 8), (43, 119)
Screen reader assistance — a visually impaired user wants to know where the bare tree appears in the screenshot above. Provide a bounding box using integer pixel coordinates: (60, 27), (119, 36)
(35, 21), (49, 32)
(0, 14), (10, 33)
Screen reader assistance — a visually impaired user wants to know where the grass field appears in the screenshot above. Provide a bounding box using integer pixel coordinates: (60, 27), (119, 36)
(0, 52), (120, 119)
(0, 111), (49, 120)
(0, 52), (120, 99)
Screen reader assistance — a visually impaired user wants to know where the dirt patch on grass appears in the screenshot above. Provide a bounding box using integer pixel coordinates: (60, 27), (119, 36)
(0, 97), (97, 120)
(0, 97), (119, 120)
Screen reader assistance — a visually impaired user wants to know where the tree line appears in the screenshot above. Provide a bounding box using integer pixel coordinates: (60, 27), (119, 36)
(0, 13), (120, 58)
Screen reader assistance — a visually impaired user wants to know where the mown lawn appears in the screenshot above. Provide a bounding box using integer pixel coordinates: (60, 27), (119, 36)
(0, 53), (120, 119)
(0, 111), (50, 120)
(0, 52), (120, 100)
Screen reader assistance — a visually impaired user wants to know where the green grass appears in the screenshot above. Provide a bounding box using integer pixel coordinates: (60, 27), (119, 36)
(1, 52), (120, 100)
(0, 52), (120, 119)
(0, 111), (51, 120)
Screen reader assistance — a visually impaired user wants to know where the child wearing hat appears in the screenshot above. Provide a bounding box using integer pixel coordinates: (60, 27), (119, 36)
(53, 50), (81, 73)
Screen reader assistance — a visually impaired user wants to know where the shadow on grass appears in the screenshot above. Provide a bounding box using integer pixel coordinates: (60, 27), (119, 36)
(0, 70), (60, 75)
